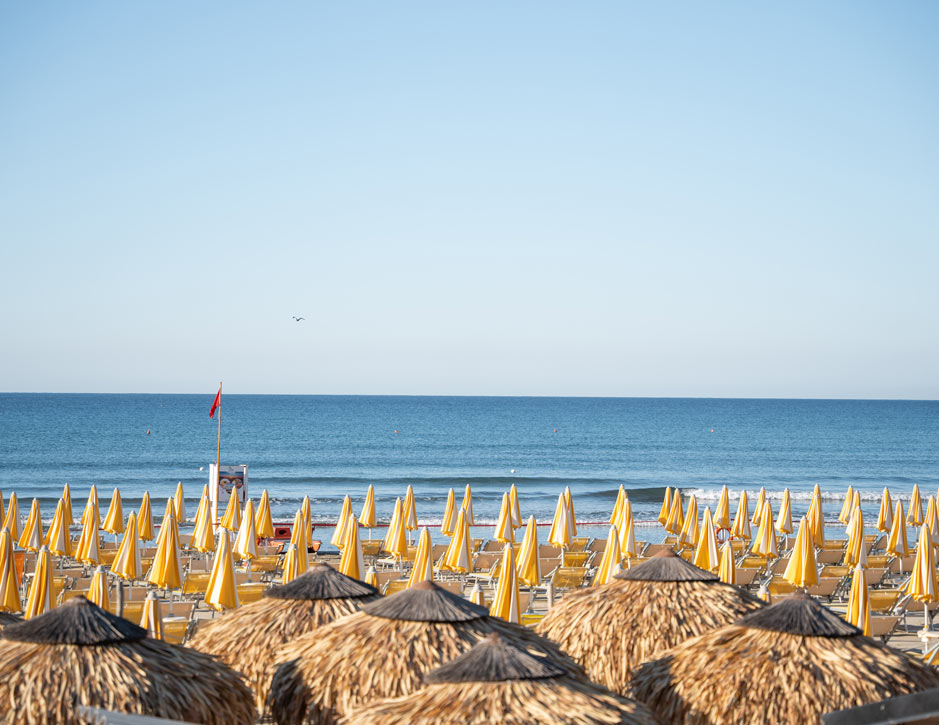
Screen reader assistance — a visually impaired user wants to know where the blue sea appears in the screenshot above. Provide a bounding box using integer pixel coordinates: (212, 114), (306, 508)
(1, 394), (937, 546)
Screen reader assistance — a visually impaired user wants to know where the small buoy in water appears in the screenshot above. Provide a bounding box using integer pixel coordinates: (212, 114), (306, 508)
(710, 428), (715, 433)
(199, 467), (204, 471)
(393, 429), (399, 434)
(146, 429), (150, 435)
(510, 469), (516, 474)
(553, 428), (558, 433)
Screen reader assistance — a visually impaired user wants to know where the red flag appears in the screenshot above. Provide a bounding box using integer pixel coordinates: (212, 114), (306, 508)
(209, 386), (221, 418)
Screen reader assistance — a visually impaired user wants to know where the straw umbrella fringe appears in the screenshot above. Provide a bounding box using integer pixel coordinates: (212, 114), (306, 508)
(0, 597), (255, 725)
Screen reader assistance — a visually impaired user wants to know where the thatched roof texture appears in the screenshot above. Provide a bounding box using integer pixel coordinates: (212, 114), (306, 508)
(189, 563), (380, 713)
(268, 581), (581, 724)
(0, 597), (254, 725)
(344, 633), (656, 724)
(536, 549), (764, 695)
(629, 592), (939, 724)
(0, 612), (22, 627)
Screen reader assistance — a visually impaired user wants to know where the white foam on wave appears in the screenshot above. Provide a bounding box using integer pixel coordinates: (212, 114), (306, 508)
(681, 487), (929, 504)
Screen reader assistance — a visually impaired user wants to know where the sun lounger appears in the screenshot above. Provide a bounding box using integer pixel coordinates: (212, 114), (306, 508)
(871, 614), (902, 643)
(236, 583), (267, 604)
(569, 537), (589, 552)
(734, 568), (758, 587)
(562, 551), (591, 567)
(587, 538), (607, 553)
(815, 549), (844, 565)
(551, 567), (587, 589)
(805, 578), (839, 600)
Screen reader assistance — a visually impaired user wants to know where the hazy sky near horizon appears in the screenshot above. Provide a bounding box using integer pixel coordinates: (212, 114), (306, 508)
(1, 2), (937, 398)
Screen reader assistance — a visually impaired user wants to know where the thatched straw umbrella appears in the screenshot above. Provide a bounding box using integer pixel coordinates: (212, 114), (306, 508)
(536, 548), (763, 695)
(344, 632), (655, 724)
(0, 596), (254, 725)
(629, 591), (939, 724)
(268, 580), (580, 725)
(189, 562), (380, 713)
(0, 611), (21, 627)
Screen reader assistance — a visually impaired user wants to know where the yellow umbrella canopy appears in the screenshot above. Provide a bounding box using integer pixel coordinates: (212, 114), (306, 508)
(535, 550), (763, 695)
(79, 486), (98, 530)
(844, 505), (867, 567)
(718, 541), (736, 585)
(111, 512), (141, 582)
(630, 592), (939, 724)
(564, 486), (577, 536)
(664, 488), (684, 535)
(338, 514), (365, 581)
(751, 487), (766, 525)
(255, 489), (275, 539)
(281, 544), (300, 585)
(877, 486), (894, 533)
(408, 526), (434, 587)
(846, 563), (871, 637)
(174, 481), (186, 522)
(489, 544), (521, 623)
(888, 500), (911, 558)
(149, 505), (181, 590)
(2, 492), (19, 542)
(60, 483), (73, 527)
(45, 498), (72, 558)
(359, 484), (376, 530)
(515, 515), (541, 587)
(300, 495), (313, 544)
(750, 499), (778, 558)
(189, 486), (216, 553)
(136, 491), (154, 542)
(461, 484), (475, 525)
(88, 566), (109, 611)
(18, 498), (43, 552)
(219, 487), (241, 532)
(331, 495), (353, 548)
(441, 487), (456, 536)
(404, 485), (419, 532)
(289, 509), (310, 573)
(442, 508), (471, 573)
(693, 507), (720, 572)
(493, 492), (515, 544)
(907, 524), (938, 604)
(508, 483), (522, 528)
(806, 484), (825, 547)
(24, 546), (52, 620)
(0, 528), (22, 614)
(75, 500), (101, 566)
(909, 484), (925, 525)
(382, 497), (408, 560)
(838, 485), (855, 524)
(594, 525), (623, 587)
(344, 632), (656, 725)
(161, 496), (178, 541)
(548, 493), (573, 548)
(205, 530), (239, 611)
(926, 497), (939, 545)
(730, 490), (751, 541)
(782, 515), (818, 588)
(233, 499), (258, 562)
(677, 494), (699, 549)
(714, 485), (731, 530)
(140, 591), (164, 640)
(611, 485), (627, 526)
(658, 486), (672, 527)
(0, 597), (255, 725)
(617, 499), (638, 559)
(775, 488), (793, 535)
(268, 580), (578, 725)
(0, 491), (5, 524)
(190, 563), (379, 714)
(102, 488), (124, 535)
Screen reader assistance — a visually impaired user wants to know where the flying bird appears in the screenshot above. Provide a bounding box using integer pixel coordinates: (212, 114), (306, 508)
(292, 316), (305, 322)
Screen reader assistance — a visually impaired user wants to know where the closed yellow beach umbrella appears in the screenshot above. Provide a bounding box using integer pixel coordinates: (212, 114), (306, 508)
(515, 515), (541, 587)
(404, 485), (418, 532)
(137, 491), (154, 542)
(233, 499), (258, 562)
(888, 500), (911, 558)
(206, 531), (239, 611)
(665, 489), (684, 534)
(658, 486), (672, 526)
(0, 492), (5, 525)
(45, 498), (71, 558)
(174, 481), (186, 522)
(359, 485), (376, 532)
(678, 494), (699, 549)
(140, 591), (164, 640)
(910, 484), (925, 525)
(775, 488), (793, 536)
(838, 485), (856, 524)
(877, 487), (894, 533)
(0, 529), (22, 614)
(219, 487), (241, 532)
(907, 525), (938, 629)
(382, 497), (408, 560)
(408, 526), (433, 587)
(330, 495), (352, 548)
(489, 544), (521, 623)
(564, 486), (577, 536)
(715, 486), (731, 530)
(548, 493), (573, 549)
(846, 563), (871, 637)
(2, 493), (19, 542)
(255, 489), (274, 539)
(18, 499), (43, 552)
(102, 488), (124, 535)
(750, 500), (778, 558)
(594, 525), (623, 587)
(718, 541), (736, 585)
(281, 543), (300, 585)
(24, 546), (52, 619)
(731, 490), (751, 541)
(618, 499), (638, 559)
(80, 485), (99, 530)
(443, 508), (471, 573)
(149, 505), (181, 590)
(88, 566), (109, 611)
(289, 509), (310, 574)
(783, 516), (818, 589)
(751, 487), (766, 526)
(189, 487), (216, 553)
(300, 495), (313, 543)
(111, 512), (140, 581)
(493, 492), (515, 543)
(469, 582), (486, 608)
(509, 483), (521, 528)
(441, 488), (456, 536)
(693, 508), (720, 572)
(611, 485), (627, 526)
(807, 485), (825, 547)
(926, 497), (939, 545)
(61, 483), (73, 527)
(339, 514), (365, 581)
(461, 484), (475, 526)
(844, 505), (867, 568)
(75, 502), (101, 566)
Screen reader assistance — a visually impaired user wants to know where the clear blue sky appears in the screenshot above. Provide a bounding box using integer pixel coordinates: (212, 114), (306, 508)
(1, 2), (936, 398)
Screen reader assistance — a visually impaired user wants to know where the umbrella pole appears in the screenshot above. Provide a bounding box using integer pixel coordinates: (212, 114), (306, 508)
(926, 603), (931, 631)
